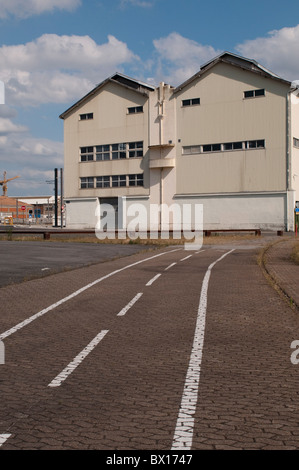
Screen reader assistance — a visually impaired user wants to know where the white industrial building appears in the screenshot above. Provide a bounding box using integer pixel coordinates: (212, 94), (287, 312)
(60, 52), (299, 232)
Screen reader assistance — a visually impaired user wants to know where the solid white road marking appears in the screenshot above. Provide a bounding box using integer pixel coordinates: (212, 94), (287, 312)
(171, 249), (235, 450)
(0, 434), (11, 447)
(0, 248), (181, 341)
(146, 273), (161, 286)
(41, 267), (50, 271)
(180, 255), (192, 262)
(117, 293), (143, 316)
(48, 330), (109, 388)
(165, 262), (177, 271)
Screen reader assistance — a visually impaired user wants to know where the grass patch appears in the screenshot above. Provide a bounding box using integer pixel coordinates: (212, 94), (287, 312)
(291, 241), (299, 265)
(0, 231), (258, 245)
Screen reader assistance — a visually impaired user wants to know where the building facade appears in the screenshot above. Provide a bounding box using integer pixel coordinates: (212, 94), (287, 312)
(0, 196), (33, 223)
(60, 52), (299, 232)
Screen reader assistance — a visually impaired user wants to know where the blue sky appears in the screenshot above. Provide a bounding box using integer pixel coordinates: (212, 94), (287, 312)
(0, 0), (299, 196)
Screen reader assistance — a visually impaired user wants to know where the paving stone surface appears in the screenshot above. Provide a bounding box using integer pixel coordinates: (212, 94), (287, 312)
(0, 235), (298, 451)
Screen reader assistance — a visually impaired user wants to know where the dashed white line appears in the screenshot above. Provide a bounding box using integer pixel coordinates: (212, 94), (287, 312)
(171, 249), (235, 450)
(180, 254), (193, 262)
(117, 293), (143, 316)
(0, 248), (181, 341)
(146, 273), (161, 286)
(48, 330), (109, 388)
(0, 434), (11, 447)
(165, 262), (177, 271)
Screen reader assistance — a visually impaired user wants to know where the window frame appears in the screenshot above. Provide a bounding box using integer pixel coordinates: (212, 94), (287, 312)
(96, 176), (110, 188)
(80, 177), (94, 189)
(182, 98), (200, 107)
(128, 106), (143, 114)
(79, 112), (94, 120)
(128, 174), (144, 187)
(244, 89), (265, 99)
(182, 139), (265, 155)
(81, 142), (144, 162)
(111, 175), (127, 188)
(80, 173), (144, 190)
(80, 146), (94, 162)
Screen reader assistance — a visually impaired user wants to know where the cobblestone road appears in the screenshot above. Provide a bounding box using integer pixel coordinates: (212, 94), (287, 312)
(0, 238), (298, 451)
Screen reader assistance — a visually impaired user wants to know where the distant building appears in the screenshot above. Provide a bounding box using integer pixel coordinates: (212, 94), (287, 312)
(17, 196), (55, 222)
(60, 52), (299, 231)
(0, 196), (33, 223)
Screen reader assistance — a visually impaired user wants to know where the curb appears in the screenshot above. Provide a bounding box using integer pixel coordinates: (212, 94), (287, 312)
(259, 239), (299, 312)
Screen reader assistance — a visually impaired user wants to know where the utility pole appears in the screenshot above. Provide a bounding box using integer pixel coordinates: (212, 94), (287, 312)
(60, 168), (63, 228)
(54, 168), (58, 227)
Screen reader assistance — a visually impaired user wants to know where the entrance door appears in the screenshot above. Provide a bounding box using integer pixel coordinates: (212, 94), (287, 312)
(99, 197), (118, 229)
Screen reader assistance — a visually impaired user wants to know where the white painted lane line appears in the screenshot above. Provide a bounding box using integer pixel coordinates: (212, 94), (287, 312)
(180, 254), (192, 262)
(171, 249), (235, 450)
(0, 434), (11, 447)
(117, 293), (143, 317)
(165, 262), (177, 271)
(195, 250), (205, 254)
(146, 273), (161, 286)
(0, 248), (181, 341)
(48, 330), (109, 388)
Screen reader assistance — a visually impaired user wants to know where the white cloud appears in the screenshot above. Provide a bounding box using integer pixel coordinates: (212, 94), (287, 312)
(0, 0), (81, 19)
(152, 32), (221, 85)
(0, 126), (63, 196)
(0, 117), (27, 135)
(0, 34), (139, 106)
(150, 28), (299, 86)
(120, 0), (154, 8)
(236, 24), (299, 82)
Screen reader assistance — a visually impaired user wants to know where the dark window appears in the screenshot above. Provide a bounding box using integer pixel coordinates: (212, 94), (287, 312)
(128, 106), (143, 114)
(80, 177), (94, 189)
(247, 140), (265, 149)
(112, 175), (126, 187)
(129, 174), (144, 187)
(81, 146), (93, 153)
(128, 141), (143, 158)
(223, 143), (233, 151)
(80, 113), (93, 120)
(96, 145), (110, 161)
(94, 141), (144, 160)
(96, 176), (110, 188)
(80, 146), (94, 162)
(244, 89), (265, 98)
(212, 144), (221, 152)
(182, 98), (200, 107)
(233, 141), (243, 150)
(203, 144), (221, 152)
(244, 90), (254, 98)
(112, 143), (126, 160)
(248, 140), (257, 148)
(81, 154), (93, 162)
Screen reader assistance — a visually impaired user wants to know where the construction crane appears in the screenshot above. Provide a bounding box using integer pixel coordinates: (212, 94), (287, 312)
(0, 171), (20, 197)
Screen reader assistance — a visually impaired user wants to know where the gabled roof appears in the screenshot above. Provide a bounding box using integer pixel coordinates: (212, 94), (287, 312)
(59, 72), (155, 120)
(174, 51), (292, 93)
